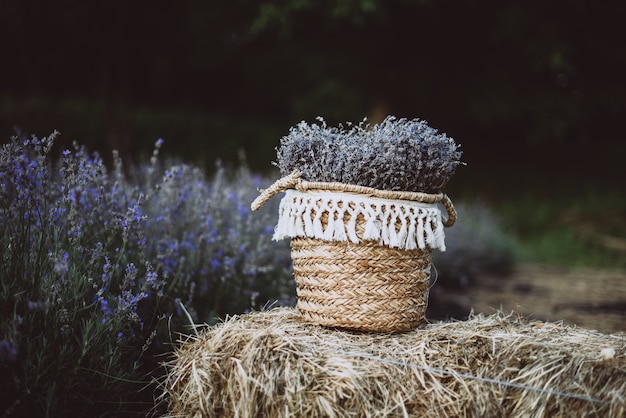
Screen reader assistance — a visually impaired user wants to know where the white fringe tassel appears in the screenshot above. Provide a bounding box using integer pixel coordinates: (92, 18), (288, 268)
(273, 190), (447, 251)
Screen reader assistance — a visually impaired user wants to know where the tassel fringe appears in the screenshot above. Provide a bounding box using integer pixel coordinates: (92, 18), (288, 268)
(274, 190), (447, 251)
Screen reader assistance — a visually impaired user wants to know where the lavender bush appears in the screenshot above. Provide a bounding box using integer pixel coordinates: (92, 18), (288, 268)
(276, 116), (463, 193)
(0, 132), (292, 417)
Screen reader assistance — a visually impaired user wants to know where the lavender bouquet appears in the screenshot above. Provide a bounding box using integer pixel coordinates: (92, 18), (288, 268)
(275, 116), (462, 193)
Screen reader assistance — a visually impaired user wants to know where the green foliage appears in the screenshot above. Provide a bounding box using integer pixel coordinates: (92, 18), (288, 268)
(249, 0), (393, 35)
(4, 0), (624, 176)
(496, 192), (626, 269)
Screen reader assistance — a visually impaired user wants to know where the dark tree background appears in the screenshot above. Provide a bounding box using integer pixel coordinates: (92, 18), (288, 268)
(1, 0), (624, 196)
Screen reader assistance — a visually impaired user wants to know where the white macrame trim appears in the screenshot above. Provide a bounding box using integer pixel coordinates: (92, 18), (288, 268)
(273, 189), (447, 251)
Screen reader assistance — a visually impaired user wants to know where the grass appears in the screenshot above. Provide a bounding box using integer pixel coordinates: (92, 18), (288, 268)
(445, 137), (626, 271)
(494, 190), (626, 269)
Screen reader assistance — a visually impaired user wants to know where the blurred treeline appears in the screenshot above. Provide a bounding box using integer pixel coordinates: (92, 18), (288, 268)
(1, 0), (624, 195)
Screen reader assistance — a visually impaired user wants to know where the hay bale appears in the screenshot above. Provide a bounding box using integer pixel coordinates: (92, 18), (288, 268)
(163, 308), (625, 417)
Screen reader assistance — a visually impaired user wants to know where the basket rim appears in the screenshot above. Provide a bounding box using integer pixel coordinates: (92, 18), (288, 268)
(295, 178), (446, 204)
(252, 170), (457, 227)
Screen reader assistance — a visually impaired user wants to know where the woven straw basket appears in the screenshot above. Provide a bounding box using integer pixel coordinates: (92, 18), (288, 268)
(251, 171), (456, 332)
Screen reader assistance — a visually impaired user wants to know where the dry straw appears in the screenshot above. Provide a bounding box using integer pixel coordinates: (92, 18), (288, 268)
(163, 308), (625, 418)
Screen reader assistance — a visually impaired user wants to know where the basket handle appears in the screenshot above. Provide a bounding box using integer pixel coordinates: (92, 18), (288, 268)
(251, 170), (457, 227)
(251, 170), (302, 211)
(440, 194), (456, 227)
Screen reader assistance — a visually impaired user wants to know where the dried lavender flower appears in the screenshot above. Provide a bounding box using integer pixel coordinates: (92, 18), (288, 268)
(276, 116), (462, 193)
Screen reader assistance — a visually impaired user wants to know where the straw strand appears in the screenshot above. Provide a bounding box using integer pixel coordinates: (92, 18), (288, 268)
(335, 350), (603, 404)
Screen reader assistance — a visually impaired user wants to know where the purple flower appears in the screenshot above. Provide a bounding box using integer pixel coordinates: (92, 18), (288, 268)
(0, 339), (18, 362)
(99, 298), (111, 317)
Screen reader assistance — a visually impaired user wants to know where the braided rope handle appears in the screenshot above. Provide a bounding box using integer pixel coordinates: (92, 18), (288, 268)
(251, 170), (302, 211)
(251, 170), (457, 227)
(440, 194), (456, 227)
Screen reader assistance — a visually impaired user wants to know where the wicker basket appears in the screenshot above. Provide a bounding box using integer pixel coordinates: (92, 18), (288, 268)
(251, 171), (456, 332)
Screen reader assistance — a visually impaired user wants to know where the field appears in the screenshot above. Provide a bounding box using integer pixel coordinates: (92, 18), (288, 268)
(433, 263), (626, 334)
(431, 181), (626, 334)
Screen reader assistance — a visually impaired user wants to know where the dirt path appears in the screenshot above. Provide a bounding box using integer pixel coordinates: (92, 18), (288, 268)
(430, 263), (626, 334)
